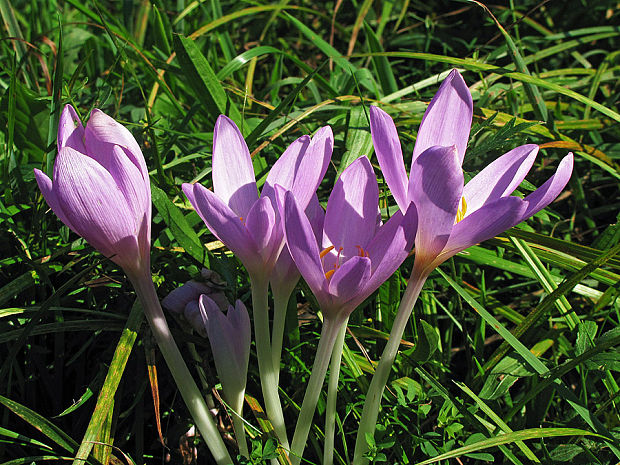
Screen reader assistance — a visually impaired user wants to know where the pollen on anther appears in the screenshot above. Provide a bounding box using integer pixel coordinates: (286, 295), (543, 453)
(455, 197), (467, 223)
(320, 245), (335, 258)
(325, 269), (335, 280)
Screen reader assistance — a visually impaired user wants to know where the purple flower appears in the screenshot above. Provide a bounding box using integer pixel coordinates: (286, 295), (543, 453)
(282, 156), (417, 321)
(199, 295), (251, 413)
(34, 105), (151, 276)
(162, 270), (231, 336)
(182, 115), (332, 277)
(270, 194), (325, 301)
(370, 70), (573, 271)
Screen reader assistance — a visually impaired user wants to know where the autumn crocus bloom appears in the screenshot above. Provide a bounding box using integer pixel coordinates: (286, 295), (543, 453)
(182, 115), (333, 448)
(182, 115), (332, 277)
(34, 104), (151, 276)
(283, 156), (417, 322)
(162, 269), (230, 336)
(269, 194), (325, 386)
(353, 70), (574, 465)
(283, 156), (417, 465)
(199, 295), (251, 457)
(34, 105), (232, 465)
(370, 70), (574, 271)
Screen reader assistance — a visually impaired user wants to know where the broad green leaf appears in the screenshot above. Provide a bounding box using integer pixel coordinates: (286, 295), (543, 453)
(151, 184), (207, 265)
(339, 105), (372, 176)
(173, 34), (242, 127)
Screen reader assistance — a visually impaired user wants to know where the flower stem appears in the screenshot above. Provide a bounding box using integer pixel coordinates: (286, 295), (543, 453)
(249, 273), (289, 449)
(129, 272), (232, 465)
(323, 317), (348, 465)
(271, 287), (292, 388)
(289, 317), (343, 465)
(352, 269), (429, 465)
(231, 405), (249, 458)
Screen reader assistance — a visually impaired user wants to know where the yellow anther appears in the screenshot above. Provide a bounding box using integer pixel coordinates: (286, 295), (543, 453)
(325, 269), (335, 280)
(455, 197), (467, 223)
(356, 245), (369, 258)
(320, 245), (335, 259)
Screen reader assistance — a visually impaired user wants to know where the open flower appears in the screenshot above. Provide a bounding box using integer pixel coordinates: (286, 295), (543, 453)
(182, 115), (332, 277)
(370, 69), (573, 272)
(282, 156), (417, 321)
(34, 104), (151, 276)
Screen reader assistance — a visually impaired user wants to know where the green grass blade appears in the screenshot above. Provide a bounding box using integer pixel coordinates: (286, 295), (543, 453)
(0, 396), (81, 456)
(363, 22), (398, 97)
(72, 300), (143, 465)
(415, 427), (604, 465)
(352, 51), (620, 122)
(151, 184), (207, 266)
(509, 237), (580, 329)
(339, 105), (372, 176)
(172, 34), (242, 127)
(283, 12), (357, 76)
(455, 382), (540, 462)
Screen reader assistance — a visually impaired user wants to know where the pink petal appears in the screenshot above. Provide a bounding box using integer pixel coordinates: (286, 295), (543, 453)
(411, 69), (473, 166)
(289, 126), (333, 209)
(370, 106), (409, 212)
(199, 295), (248, 394)
(84, 109), (147, 179)
(283, 191), (329, 307)
(183, 182), (259, 271)
(57, 105), (86, 153)
(463, 144), (538, 215)
(162, 280), (213, 314)
(229, 299), (252, 368)
(328, 255), (371, 309)
(363, 203), (417, 293)
(440, 196), (528, 261)
(271, 195), (323, 296)
(270, 247), (300, 300)
(52, 147), (140, 264)
(408, 145), (463, 262)
(264, 135), (311, 198)
(521, 153), (574, 220)
(108, 145), (150, 224)
(323, 156), (379, 265)
(212, 115), (258, 218)
(245, 196), (276, 262)
(34, 168), (77, 231)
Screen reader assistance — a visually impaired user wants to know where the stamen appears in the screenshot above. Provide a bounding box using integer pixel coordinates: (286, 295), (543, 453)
(455, 197), (467, 223)
(325, 269), (335, 280)
(356, 245), (369, 257)
(320, 245), (335, 258)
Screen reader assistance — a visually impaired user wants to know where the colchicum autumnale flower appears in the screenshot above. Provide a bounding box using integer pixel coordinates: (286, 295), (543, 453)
(353, 69), (574, 464)
(370, 69), (574, 271)
(282, 156), (417, 465)
(283, 156), (417, 322)
(199, 295), (252, 457)
(182, 115), (333, 448)
(35, 105), (151, 276)
(182, 115), (332, 277)
(162, 269), (230, 336)
(35, 105), (233, 465)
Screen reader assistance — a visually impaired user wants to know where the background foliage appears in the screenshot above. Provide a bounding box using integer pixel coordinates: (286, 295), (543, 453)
(1, 0), (619, 464)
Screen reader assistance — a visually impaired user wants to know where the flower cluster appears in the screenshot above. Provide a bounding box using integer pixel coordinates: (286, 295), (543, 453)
(36, 69), (573, 465)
